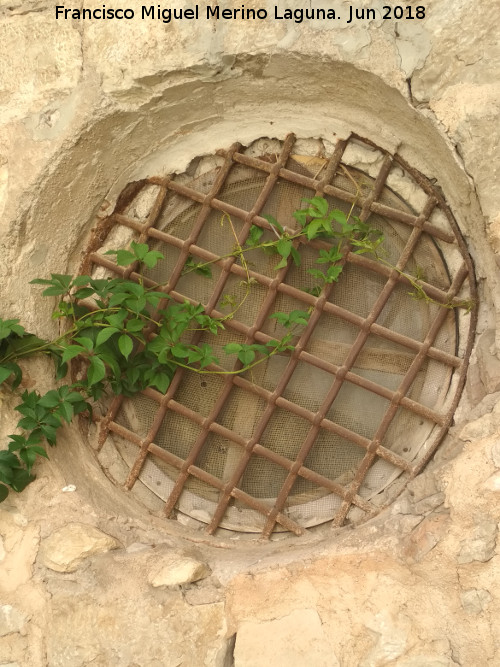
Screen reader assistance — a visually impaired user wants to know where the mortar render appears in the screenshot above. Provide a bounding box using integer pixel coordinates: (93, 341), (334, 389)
(0, 1), (499, 665)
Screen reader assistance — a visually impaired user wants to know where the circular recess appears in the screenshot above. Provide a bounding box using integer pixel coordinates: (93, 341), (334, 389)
(86, 134), (477, 537)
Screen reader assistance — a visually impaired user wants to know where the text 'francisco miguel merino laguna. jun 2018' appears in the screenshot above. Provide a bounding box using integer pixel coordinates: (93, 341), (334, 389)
(55, 4), (427, 25)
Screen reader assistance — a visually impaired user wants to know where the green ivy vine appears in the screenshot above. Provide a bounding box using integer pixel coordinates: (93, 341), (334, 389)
(1, 195), (456, 503)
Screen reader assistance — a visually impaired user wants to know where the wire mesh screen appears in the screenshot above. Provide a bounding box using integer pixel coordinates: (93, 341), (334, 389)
(86, 134), (477, 537)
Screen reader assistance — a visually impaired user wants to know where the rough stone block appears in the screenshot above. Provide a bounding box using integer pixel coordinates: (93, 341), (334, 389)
(234, 609), (338, 667)
(413, 493), (445, 515)
(404, 514), (449, 562)
(481, 472), (500, 493)
(184, 584), (223, 606)
(459, 402), (500, 441)
(46, 591), (227, 666)
(407, 471), (439, 503)
(457, 519), (498, 564)
(39, 523), (121, 573)
(360, 610), (410, 667)
(460, 588), (492, 615)
(148, 555), (211, 588)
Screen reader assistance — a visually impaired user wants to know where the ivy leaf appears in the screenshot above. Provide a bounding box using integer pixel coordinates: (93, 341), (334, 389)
(87, 356), (106, 385)
(321, 218), (334, 235)
(317, 247), (343, 264)
(38, 390), (62, 409)
(142, 250), (164, 268)
(18, 390), (37, 409)
(0, 365), (13, 385)
(106, 311), (128, 328)
(30, 274), (72, 296)
(65, 391), (86, 404)
(39, 285), (67, 297)
(0, 466), (13, 485)
(249, 344), (269, 355)
(288, 310), (310, 325)
(72, 287), (95, 300)
(53, 274), (73, 289)
(330, 209), (348, 226)
(223, 343), (242, 355)
(118, 282), (144, 298)
(125, 319), (144, 333)
(145, 291), (168, 308)
(7, 435), (28, 452)
(25, 432), (43, 446)
(186, 348), (203, 364)
(305, 219), (323, 240)
(3, 333), (46, 358)
(0, 485), (8, 502)
(292, 209), (308, 227)
(308, 268), (326, 280)
(51, 354), (68, 381)
(198, 344), (219, 369)
(55, 400), (73, 423)
(17, 416), (39, 431)
(274, 256), (288, 270)
(326, 265), (343, 283)
(269, 312), (290, 326)
(0, 451), (21, 466)
(126, 296), (147, 313)
(276, 238), (292, 259)
(0, 318), (25, 340)
(269, 310), (309, 328)
(74, 337), (94, 352)
(170, 344), (190, 359)
(0, 452), (21, 484)
(29, 278), (54, 285)
(303, 197), (328, 217)
(71, 275), (91, 287)
(262, 214), (284, 234)
(246, 225), (264, 247)
(290, 247), (301, 267)
(118, 335), (133, 360)
(112, 249), (136, 266)
(98, 353), (121, 379)
(238, 348), (255, 366)
(61, 345), (86, 363)
(26, 445), (49, 459)
(183, 257), (212, 278)
(150, 372), (171, 394)
(130, 241), (149, 261)
(19, 446), (48, 471)
(9, 468), (34, 492)
(1, 363), (23, 389)
(95, 327), (120, 347)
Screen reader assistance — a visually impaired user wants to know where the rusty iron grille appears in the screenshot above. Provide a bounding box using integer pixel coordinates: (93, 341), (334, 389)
(86, 134), (477, 538)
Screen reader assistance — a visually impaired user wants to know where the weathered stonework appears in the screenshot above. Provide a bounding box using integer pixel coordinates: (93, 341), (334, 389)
(39, 523), (121, 573)
(1, 1), (500, 665)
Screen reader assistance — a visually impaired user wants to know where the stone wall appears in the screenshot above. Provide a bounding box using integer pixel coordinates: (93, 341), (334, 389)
(1, 1), (499, 665)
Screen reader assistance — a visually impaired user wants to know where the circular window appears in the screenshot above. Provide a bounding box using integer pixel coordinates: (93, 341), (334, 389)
(85, 134), (477, 537)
